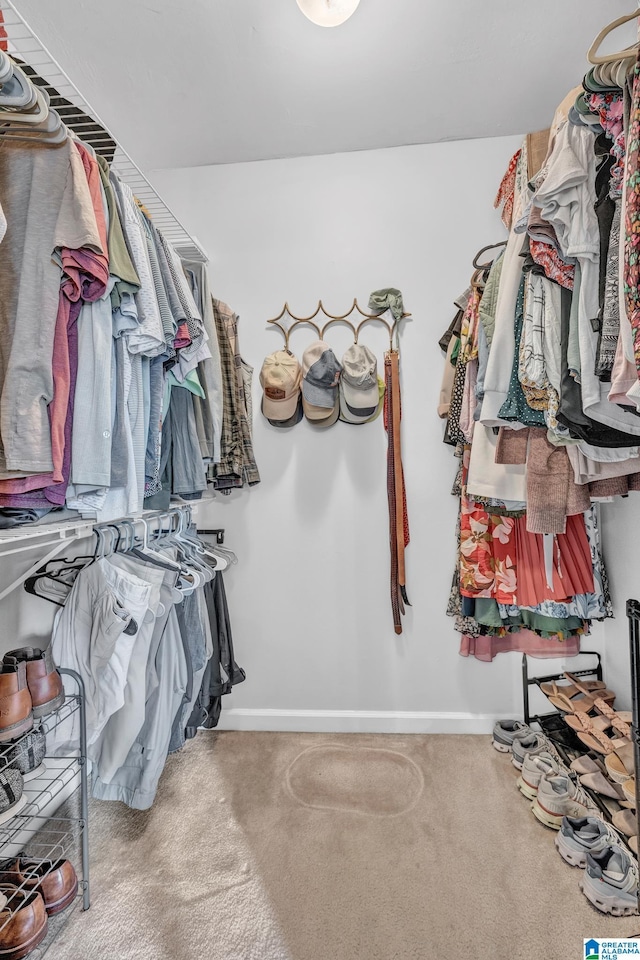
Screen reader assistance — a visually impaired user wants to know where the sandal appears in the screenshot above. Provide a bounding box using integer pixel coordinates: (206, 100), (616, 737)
(564, 673), (617, 703)
(576, 722), (630, 755)
(613, 808), (637, 838)
(540, 678), (608, 699)
(548, 690), (608, 714)
(604, 741), (636, 784)
(564, 672), (607, 694)
(623, 777), (639, 804)
(570, 755), (603, 775)
(564, 711), (632, 734)
(579, 771), (630, 803)
(591, 700), (632, 739)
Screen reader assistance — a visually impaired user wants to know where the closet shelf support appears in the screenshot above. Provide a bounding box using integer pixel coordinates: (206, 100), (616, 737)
(197, 529), (225, 544)
(0, 539), (74, 604)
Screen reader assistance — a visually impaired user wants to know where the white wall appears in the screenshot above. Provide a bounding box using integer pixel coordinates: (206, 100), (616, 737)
(151, 137), (613, 732)
(598, 499), (640, 712)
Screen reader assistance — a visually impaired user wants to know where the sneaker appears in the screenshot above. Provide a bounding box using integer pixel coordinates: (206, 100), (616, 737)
(512, 733), (561, 770)
(492, 720), (531, 754)
(579, 845), (639, 917)
(532, 773), (596, 829)
(517, 753), (560, 800)
(555, 816), (624, 868)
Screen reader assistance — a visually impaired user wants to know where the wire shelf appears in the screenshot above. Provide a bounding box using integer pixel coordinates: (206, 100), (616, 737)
(0, 669), (89, 956)
(0, 698), (81, 777)
(0, 818), (81, 934)
(0, 0), (207, 261)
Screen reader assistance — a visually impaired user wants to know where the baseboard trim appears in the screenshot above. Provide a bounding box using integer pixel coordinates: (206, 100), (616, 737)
(215, 709), (507, 734)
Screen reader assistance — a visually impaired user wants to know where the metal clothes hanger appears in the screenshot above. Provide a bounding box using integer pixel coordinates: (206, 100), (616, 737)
(588, 9), (640, 65)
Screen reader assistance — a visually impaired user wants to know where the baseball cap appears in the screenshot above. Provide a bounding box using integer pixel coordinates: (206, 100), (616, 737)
(303, 393), (340, 428)
(311, 399), (340, 429)
(340, 343), (379, 416)
(301, 341), (342, 409)
(262, 395), (304, 428)
(260, 350), (302, 422)
(340, 375), (385, 424)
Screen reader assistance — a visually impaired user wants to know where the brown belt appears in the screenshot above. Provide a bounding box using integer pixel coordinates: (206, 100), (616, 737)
(384, 350), (410, 634)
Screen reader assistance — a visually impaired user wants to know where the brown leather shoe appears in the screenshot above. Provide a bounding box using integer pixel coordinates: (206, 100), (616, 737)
(0, 665), (32, 744)
(0, 886), (47, 960)
(3, 649), (63, 720)
(0, 859), (78, 916)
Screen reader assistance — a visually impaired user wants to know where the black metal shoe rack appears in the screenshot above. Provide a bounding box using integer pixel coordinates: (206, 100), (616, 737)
(0, 667), (90, 957)
(521, 649), (636, 849)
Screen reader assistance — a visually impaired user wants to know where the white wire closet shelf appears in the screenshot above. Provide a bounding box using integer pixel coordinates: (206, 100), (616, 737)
(0, 0), (207, 262)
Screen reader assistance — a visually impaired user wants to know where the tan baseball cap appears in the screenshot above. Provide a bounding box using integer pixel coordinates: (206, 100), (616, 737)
(260, 350), (302, 421)
(302, 391), (340, 427)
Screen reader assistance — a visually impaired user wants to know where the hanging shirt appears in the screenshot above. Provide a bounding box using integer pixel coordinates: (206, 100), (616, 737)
(535, 119), (640, 436)
(0, 138), (104, 477)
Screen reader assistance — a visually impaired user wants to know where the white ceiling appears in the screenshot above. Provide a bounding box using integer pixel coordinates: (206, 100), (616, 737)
(9, 0), (639, 170)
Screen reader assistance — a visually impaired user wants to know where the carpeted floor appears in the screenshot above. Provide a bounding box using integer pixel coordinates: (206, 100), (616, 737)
(44, 732), (637, 960)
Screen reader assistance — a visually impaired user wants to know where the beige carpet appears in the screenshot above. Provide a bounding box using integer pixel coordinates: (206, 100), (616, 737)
(44, 732), (637, 960)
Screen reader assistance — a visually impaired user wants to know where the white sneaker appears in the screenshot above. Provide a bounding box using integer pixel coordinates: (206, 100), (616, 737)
(511, 733), (562, 771)
(532, 773), (596, 830)
(517, 753), (559, 800)
(579, 845), (639, 917)
(492, 720), (531, 754)
(555, 815), (626, 868)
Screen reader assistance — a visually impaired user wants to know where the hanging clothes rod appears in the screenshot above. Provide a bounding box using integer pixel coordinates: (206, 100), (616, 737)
(0, 0), (208, 263)
(0, 506), (199, 602)
(94, 507), (195, 553)
(267, 299), (411, 350)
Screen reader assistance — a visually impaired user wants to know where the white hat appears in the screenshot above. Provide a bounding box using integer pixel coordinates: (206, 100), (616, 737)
(340, 344), (379, 416)
(339, 375), (385, 424)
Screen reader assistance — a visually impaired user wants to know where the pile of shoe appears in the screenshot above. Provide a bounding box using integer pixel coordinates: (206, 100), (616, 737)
(0, 856), (78, 958)
(542, 674), (638, 809)
(493, 718), (639, 916)
(0, 648), (64, 820)
(556, 816), (639, 917)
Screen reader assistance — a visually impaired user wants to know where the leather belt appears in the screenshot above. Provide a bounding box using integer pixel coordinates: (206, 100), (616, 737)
(384, 350), (410, 634)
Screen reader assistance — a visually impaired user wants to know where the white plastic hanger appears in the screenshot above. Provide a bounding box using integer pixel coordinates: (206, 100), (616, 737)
(184, 531), (229, 571)
(0, 66), (47, 120)
(0, 51), (13, 85)
(0, 107), (66, 145)
(588, 9), (640, 65)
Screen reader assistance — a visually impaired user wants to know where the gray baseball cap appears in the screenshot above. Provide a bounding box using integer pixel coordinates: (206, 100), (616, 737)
(301, 341), (342, 409)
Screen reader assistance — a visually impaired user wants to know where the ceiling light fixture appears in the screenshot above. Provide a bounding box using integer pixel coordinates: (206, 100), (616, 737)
(296, 0), (360, 27)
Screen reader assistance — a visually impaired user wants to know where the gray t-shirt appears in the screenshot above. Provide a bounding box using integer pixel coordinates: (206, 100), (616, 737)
(0, 137), (102, 476)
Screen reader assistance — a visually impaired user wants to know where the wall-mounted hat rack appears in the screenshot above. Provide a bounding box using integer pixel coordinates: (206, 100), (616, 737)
(0, 0), (207, 263)
(267, 299), (411, 351)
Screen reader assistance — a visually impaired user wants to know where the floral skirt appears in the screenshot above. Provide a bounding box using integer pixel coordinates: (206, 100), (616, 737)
(459, 493), (594, 607)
